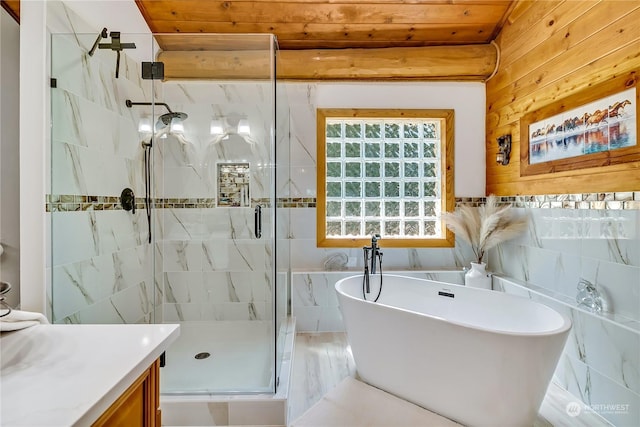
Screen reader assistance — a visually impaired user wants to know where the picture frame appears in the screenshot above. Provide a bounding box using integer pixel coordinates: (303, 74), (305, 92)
(520, 71), (639, 177)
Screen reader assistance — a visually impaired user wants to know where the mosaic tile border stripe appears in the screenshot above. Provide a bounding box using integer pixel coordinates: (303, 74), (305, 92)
(46, 192), (640, 212)
(46, 195), (273, 212)
(277, 198), (317, 208)
(457, 192), (640, 210)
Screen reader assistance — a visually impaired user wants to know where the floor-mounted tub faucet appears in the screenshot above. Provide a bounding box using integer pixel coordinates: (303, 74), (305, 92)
(363, 234), (383, 295)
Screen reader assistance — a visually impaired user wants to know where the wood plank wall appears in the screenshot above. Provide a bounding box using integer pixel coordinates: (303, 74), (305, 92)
(486, 0), (640, 195)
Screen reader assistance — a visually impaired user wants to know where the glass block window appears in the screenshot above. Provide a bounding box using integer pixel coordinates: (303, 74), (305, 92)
(317, 109), (455, 248)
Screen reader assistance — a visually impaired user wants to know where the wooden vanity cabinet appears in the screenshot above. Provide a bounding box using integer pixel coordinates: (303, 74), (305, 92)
(92, 359), (161, 427)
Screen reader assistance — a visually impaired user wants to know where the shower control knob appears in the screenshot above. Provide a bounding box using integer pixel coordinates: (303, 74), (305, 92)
(120, 188), (136, 214)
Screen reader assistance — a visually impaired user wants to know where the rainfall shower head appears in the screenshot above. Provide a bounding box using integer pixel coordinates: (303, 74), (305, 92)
(125, 99), (188, 130)
(157, 111), (188, 127)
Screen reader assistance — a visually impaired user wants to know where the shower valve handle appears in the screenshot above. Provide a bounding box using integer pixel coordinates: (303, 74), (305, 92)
(120, 188), (136, 214)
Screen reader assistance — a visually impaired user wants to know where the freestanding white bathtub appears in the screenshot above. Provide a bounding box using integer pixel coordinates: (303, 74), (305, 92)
(335, 274), (571, 427)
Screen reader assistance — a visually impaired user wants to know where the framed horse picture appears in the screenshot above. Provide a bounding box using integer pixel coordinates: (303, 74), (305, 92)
(520, 70), (639, 177)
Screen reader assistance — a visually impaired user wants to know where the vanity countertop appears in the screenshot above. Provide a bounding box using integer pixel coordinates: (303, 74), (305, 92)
(0, 323), (180, 426)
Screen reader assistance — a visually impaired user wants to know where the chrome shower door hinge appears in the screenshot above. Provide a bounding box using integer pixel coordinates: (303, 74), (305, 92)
(142, 62), (165, 80)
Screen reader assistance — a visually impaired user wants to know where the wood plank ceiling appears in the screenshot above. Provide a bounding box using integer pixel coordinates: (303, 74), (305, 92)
(135, 0), (516, 51)
(1, 0), (517, 79)
(1, 0), (515, 50)
(136, 0), (516, 80)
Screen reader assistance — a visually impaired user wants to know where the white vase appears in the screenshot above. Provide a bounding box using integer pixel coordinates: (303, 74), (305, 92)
(465, 262), (492, 290)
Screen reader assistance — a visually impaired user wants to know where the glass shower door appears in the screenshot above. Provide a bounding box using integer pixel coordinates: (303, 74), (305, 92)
(50, 29), (285, 395)
(153, 34), (278, 394)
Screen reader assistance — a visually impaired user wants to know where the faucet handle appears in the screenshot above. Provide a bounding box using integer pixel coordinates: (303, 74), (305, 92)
(578, 278), (597, 293)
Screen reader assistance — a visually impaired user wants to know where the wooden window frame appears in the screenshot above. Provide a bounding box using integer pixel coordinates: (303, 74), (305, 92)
(316, 108), (455, 248)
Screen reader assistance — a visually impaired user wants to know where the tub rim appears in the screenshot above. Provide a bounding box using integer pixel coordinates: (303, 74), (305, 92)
(335, 273), (572, 338)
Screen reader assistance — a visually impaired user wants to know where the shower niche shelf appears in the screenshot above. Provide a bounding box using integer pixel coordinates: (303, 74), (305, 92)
(217, 163), (250, 207)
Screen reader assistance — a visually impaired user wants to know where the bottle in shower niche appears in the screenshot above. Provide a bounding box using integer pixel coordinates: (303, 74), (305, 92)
(465, 262), (492, 290)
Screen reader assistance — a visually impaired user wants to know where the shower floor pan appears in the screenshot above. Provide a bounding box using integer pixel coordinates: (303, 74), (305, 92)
(160, 317), (295, 426)
(161, 320), (273, 394)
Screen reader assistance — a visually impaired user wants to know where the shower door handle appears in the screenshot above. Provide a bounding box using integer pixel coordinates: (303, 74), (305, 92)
(254, 205), (262, 239)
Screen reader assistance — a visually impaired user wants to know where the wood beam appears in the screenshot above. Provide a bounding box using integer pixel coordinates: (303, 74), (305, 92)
(157, 43), (497, 81)
(1, 0), (20, 23)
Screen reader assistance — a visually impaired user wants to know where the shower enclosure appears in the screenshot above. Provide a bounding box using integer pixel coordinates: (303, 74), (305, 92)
(49, 31), (290, 396)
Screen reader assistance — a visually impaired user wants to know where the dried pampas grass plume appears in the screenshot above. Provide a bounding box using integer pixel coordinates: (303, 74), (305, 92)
(443, 195), (528, 263)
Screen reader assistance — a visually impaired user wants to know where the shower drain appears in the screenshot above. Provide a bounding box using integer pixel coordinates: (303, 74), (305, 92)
(194, 352), (211, 360)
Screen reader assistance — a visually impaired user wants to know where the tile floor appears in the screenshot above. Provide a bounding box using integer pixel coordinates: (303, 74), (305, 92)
(288, 332), (613, 426)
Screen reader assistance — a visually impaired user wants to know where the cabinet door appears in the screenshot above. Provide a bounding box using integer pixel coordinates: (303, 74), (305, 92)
(93, 359), (160, 427)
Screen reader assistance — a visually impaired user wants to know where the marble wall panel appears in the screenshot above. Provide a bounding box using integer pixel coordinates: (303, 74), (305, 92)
(51, 211), (100, 266)
(59, 279), (154, 325)
(154, 82), (279, 324)
(292, 271), (465, 332)
(50, 142), (87, 196)
(202, 208), (270, 240)
(580, 260), (640, 323)
(556, 353), (640, 427)
(288, 208), (472, 271)
(491, 207), (640, 324)
(161, 240), (203, 272)
(202, 272), (268, 303)
(96, 210), (146, 252)
(163, 302), (269, 322)
(52, 255), (113, 320)
(201, 240), (266, 272)
(162, 209), (206, 241)
(52, 243), (152, 321)
(289, 103), (316, 169)
(109, 280), (154, 323)
(162, 166), (208, 199)
(581, 210), (640, 267)
(49, 18), (156, 324)
(164, 272), (205, 304)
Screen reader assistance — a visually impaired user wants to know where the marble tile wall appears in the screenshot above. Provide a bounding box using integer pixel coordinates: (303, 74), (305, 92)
(292, 271), (464, 332)
(488, 205), (639, 426)
(48, 4), (157, 324)
(47, 13), (286, 326)
(156, 81), (282, 323)
(491, 207), (640, 327)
